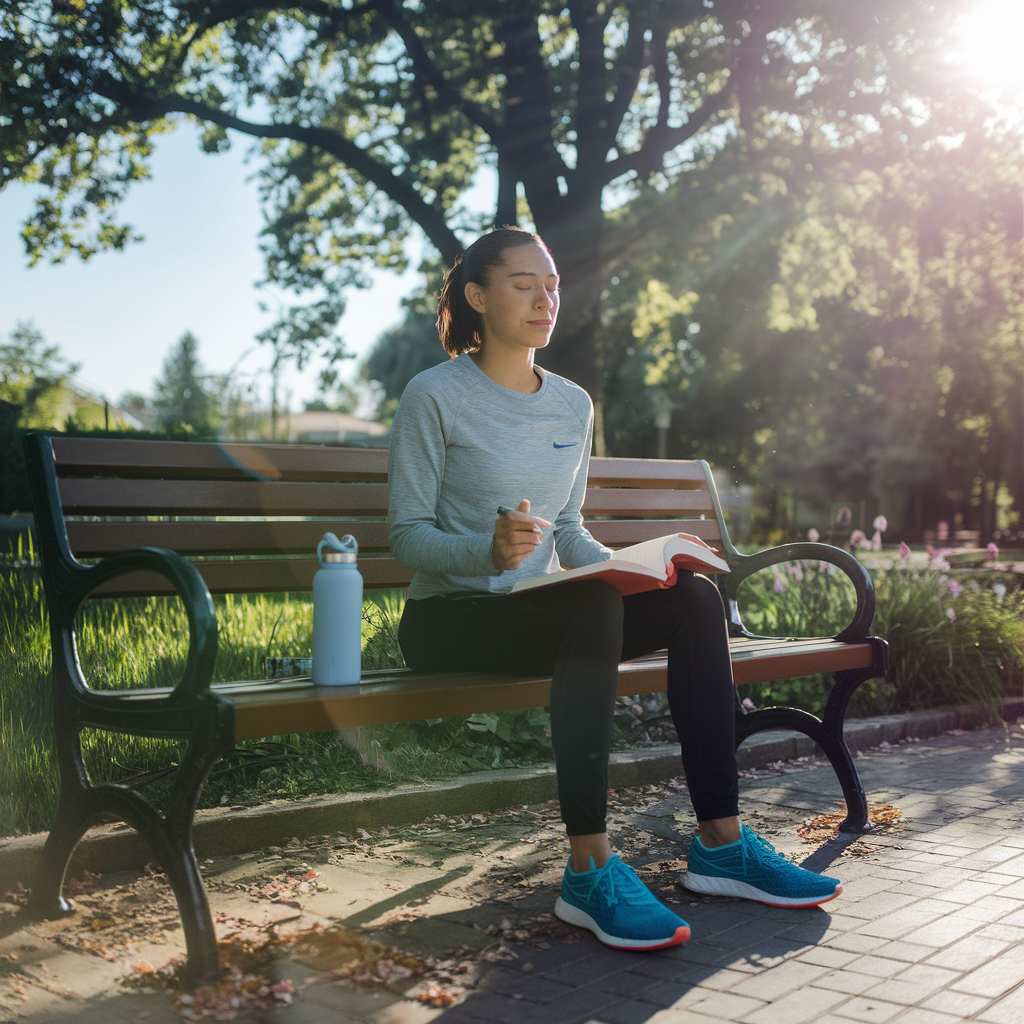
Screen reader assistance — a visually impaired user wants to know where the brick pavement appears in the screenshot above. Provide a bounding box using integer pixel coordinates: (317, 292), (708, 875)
(5, 724), (1024, 1023)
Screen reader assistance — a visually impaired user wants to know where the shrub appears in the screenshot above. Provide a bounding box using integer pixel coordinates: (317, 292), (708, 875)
(736, 559), (1024, 718)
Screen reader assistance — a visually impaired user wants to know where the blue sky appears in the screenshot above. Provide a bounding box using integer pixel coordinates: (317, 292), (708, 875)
(0, 123), (422, 415)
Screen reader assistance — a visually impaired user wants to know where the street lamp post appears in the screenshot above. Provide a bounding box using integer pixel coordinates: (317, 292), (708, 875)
(653, 390), (672, 460)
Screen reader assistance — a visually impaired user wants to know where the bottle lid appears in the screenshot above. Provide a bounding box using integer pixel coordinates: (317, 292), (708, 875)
(322, 550), (356, 563)
(318, 532), (358, 565)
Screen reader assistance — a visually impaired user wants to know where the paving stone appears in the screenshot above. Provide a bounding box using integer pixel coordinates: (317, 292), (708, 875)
(838, 955), (908, 979)
(948, 945), (1024, 998)
(825, 932), (891, 954)
(738, 985), (845, 1023)
(867, 940), (935, 963)
(976, 981), (1024, 1024)
(807, 970), (881, 995)
(952, 894), (1021, 921)
(482, 968), (576, 1003)
(898, 914), (983, 947)
(628, 981), (717, 1010)
(890, 962), (960, 987)
(593, 998), (674, 1024)
(860, 976), (944, 1006)
(794, 946), (861, 969)
(925, 932), (1011, 971)
(676, 990), (768, 1020)
(892, 1008), (979, 1024)
(851, 906), (948, 940)
(973, 921), (1024, 943)
(828, 994), (904, 1022)
(726, 960), (828, 1001)
(596, 971), (659, 998)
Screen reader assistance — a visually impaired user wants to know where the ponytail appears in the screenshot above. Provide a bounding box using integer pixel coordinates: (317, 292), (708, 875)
(436, 226), (552, 357)
(436, 256), (480, 357)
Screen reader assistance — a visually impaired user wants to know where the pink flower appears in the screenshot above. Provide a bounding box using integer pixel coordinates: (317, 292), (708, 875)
(773, 570), (786, 593)
(988, 542), (999, 559)
(807, 528), (820, 542)
(946, 607), (956, 623)
(899, 541), (911, 560)
(850, 529), (866, 547)
(870, 530), (882, 551)
(948, 579), (960, 598)
(742, 697), (757, 710)
(873, 515), (888, 532)
(835, 506), (852, 526)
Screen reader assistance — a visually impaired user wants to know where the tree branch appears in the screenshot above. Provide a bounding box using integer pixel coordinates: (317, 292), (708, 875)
(374, 0), (505, 143)
(194, 0), (505, 142)
(99, 81), (464, 263)
(594, 95), (724, 185)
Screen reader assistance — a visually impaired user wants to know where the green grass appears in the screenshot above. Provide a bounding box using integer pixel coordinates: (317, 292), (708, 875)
(3, 545), (1023, 838)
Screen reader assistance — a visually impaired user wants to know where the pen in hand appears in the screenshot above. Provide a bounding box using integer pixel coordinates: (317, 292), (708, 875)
(492, 499), (551, 570)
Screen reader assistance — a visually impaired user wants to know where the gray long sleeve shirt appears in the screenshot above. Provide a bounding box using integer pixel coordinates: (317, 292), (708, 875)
(387, 354), (612, 599)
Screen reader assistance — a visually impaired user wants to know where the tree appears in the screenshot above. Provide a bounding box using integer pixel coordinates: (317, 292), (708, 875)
(0, 321), (79, 427)
(152, 332), (216, 434)
(361, 300), (447, 420)
(0, 321), (79, 513)
(1, 0), (989, 450)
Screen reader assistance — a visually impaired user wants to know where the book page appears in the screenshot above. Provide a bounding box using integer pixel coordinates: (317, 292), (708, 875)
(613, 533), (729, 573)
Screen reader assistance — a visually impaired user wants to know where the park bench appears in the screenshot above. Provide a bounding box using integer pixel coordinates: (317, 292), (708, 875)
(23, 432), (887, 984)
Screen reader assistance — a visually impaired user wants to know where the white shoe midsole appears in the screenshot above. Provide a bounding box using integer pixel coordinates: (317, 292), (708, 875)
(683, 871), (839, 906)
(554, 897), (685, 948)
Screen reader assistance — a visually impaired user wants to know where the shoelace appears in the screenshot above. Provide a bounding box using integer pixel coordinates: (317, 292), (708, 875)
(581, 858), (649, 908)
(741, 827), (796, 880)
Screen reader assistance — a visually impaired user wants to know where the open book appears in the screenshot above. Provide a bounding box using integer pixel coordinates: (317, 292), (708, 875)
(509, 533), (730, 597)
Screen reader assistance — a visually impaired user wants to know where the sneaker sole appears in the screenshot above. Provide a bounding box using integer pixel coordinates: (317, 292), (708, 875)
(682, 871), (842, 908)
(554, 897), (690, 950)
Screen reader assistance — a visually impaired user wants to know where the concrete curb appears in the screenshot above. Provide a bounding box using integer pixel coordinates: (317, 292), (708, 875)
(2, 698), (1021, 888)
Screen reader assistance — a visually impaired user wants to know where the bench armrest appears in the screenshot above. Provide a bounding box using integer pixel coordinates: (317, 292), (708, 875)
(723, 542), (875, 643)
(69, 547), (219, 702)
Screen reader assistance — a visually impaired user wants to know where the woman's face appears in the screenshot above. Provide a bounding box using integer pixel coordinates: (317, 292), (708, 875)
(465, 241), (560, 352)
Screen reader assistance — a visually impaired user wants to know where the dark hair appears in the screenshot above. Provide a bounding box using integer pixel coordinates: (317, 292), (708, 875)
(436, 227), (552, 356)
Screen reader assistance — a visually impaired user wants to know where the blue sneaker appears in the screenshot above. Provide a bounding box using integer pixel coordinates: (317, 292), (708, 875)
(683, 825), (841, 908)
(554, 855), (690, 950)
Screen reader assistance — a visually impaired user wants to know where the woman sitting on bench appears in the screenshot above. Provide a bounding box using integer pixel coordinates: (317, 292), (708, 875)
(387, 227), (841, 951)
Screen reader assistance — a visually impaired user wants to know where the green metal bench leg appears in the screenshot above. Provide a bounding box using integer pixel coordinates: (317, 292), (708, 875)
(735, 637), (888, 834)
(30, 783), (221, 986)
(32, 728), (224, 987)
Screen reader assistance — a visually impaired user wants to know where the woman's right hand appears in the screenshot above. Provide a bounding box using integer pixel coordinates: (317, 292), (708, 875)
(491, 499), (552, 570)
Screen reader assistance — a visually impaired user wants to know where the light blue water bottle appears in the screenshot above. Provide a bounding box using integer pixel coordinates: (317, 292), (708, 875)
(312, 532), (363, 686)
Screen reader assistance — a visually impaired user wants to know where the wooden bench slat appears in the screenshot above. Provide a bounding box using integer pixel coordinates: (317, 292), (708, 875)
(58, 479), (391, 517)
(587, 519), (723, 547)
(58, 478), (712, 518)
(65, 518), (722, 558)
(66, 521), (392, 557)
(587, 457), (710, 489)
(51, 438), (390, 482)
(223, 638), (875, 739)
(50, 440), (709, 492)
(581, 488), (715, 516)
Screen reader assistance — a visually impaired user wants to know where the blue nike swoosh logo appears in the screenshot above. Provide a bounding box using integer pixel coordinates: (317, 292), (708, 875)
(553, 442), (578, 448)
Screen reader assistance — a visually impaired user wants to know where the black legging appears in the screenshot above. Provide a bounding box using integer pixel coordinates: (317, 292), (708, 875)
(398, 571), (739, 835)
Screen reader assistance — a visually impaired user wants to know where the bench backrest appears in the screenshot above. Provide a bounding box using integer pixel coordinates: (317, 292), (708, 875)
(47, 437), (732, 599)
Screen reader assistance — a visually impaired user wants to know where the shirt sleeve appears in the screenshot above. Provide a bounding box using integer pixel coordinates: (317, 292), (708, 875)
(387, 376), (501, 578)
(552, 401), (614, 569)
